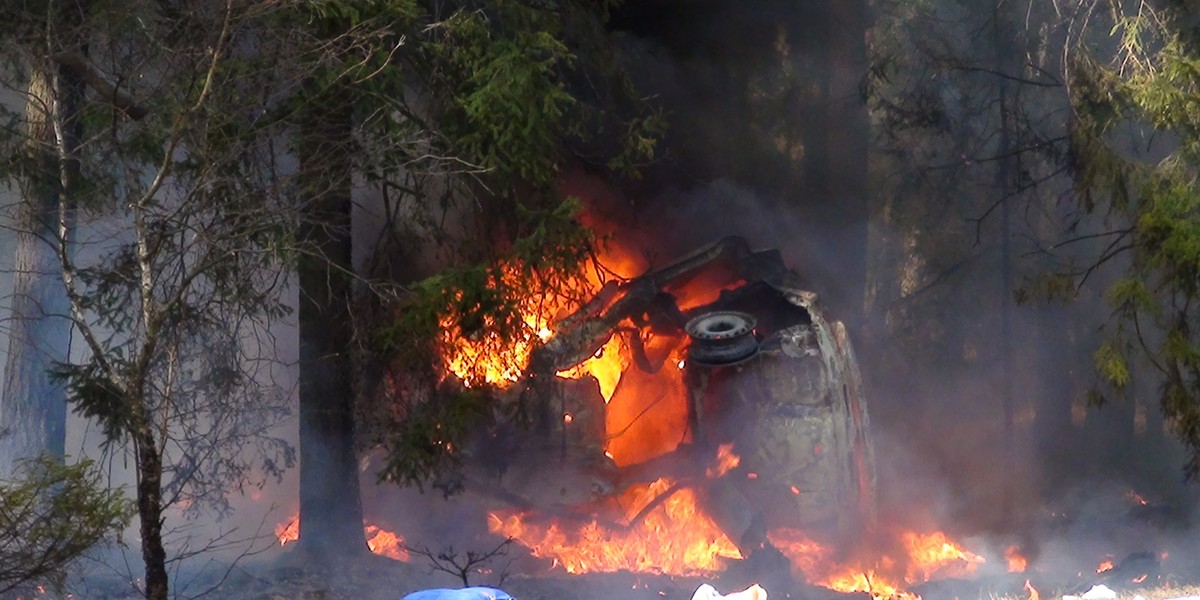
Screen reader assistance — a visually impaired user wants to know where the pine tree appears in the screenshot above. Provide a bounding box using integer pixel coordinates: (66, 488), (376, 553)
(1067, 0), (1200, 478)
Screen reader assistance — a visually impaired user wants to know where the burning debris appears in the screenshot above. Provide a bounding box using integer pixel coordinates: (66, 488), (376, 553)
(365, 235), (973, 597)
(487, 475), (743, 575)
(357, 235), (1133, 600)
(328, 235), (1195, 600)
(426, 237), (879, 581)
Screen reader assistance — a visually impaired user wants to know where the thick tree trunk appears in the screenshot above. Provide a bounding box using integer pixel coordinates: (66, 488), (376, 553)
(296, 84), (365, 559)
(0, 0), (87, 469)
(1, 203), (72, 462)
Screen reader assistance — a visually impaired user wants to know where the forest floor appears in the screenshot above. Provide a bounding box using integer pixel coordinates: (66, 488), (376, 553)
(56, 547), (1200, 600)
(65, 549), (770, 600)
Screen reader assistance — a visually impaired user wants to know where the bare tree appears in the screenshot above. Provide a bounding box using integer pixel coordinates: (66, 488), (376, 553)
(407, 538), (513, 587)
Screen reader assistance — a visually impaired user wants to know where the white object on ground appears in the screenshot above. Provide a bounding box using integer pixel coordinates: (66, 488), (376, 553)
(1063, 584), (1118, 600)
(692, 583), (768, 600)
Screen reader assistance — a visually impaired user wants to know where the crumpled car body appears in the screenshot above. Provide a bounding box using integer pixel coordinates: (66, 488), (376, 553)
(514, 236), (877, 544)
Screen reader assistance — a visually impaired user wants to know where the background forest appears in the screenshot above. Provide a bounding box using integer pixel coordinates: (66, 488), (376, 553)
(0, 0), (1198, 598)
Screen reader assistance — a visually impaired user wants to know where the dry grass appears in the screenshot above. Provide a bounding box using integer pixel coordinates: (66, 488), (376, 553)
(987, 585), (1200, 600)
(1122, 585), (1200, 600)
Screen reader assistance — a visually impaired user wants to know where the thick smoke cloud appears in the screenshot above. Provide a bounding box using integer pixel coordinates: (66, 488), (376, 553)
(594, 0), (1197, 575)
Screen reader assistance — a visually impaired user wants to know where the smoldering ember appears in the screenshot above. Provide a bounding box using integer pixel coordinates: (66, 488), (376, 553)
(1, 2), (1200, 600)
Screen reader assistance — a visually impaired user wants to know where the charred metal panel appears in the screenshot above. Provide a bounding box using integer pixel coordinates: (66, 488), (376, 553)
(514, 237), (876, 539)
(687, 284), (875, 537)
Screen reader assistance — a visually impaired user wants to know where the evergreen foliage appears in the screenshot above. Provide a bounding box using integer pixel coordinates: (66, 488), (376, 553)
(0, 0), (659, 585)
(346, 0), (661, 489)
(0, 455), (130, 595)
(1067, 1), (1200, 477)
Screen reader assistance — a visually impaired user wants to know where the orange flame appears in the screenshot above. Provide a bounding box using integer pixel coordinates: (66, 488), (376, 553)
(768, 528), (985, 600)
(829, 570), (915, 600)
(366, 524), (410, 561)
(557, 332), (627, 402)
(1006, 546), (1028, 573)
(431, 238), (989, 595)
(901, 530), (985, 582)
(769, 529), (906, 600)
(488, 477), (741, 575)
(275, 515), (299, 547)
(438, 263), (587, 387)
(439, 243), (647, 391)
(275, 513), (408, 561)
(1025, 579), (1040, 600)
(706, 443), (741, 478)
(1096, 559), (1114, 573)
(438, 242), (744, 467)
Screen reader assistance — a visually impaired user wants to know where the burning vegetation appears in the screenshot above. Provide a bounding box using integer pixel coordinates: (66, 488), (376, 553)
(344, 235), (1002, 599)
(271, 232), (1190, 600)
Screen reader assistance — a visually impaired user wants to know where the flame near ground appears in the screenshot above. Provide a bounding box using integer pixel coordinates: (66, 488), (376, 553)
(425, 247), (993, 599)
(280, 244), (1052, 600)
(487, 497), (990, 600)
(274, 514), (410, 562)
(488, 477), (742, 575)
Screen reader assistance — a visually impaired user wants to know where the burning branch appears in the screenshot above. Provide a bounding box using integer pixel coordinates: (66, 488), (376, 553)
(621, 479), (687, 529)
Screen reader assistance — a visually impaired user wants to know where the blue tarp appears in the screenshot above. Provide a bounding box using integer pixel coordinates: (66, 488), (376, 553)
(401, 587), (514, 600)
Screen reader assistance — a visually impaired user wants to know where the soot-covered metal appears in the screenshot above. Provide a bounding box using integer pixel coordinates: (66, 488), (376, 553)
(502, 236), (876, 559)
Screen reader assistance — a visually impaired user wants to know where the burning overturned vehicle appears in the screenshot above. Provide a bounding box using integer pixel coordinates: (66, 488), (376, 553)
(367, 235), (883, 587)
(349, 232), (1187, 600)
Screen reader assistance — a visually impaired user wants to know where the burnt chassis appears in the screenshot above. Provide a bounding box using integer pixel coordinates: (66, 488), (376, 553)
(496, 236), (876, 556)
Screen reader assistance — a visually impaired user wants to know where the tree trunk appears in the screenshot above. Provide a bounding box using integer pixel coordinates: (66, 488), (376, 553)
(133, 419), (169, 600)
(803, 0), (870, 327)
(1, 181), (72, 462)
(296, 83), (365, 559)
(0, 0), (87, 468)
(991, 0), (1019, 527)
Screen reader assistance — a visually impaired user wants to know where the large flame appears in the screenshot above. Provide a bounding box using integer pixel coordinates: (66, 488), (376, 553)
(438, 263), (586, 387)
(432, 239), (988, 600)
(437, 246), (698, 467)
(556, 332), (628, 402)
(768, 528), (984, 600)
(767, 528), (907, 600)
(900, 530), (985, 582)
(488, 477), (742, 575)
(820, 569), (912, 600)
(599, 341), (691, 465)
(439, 245), (646, 390)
